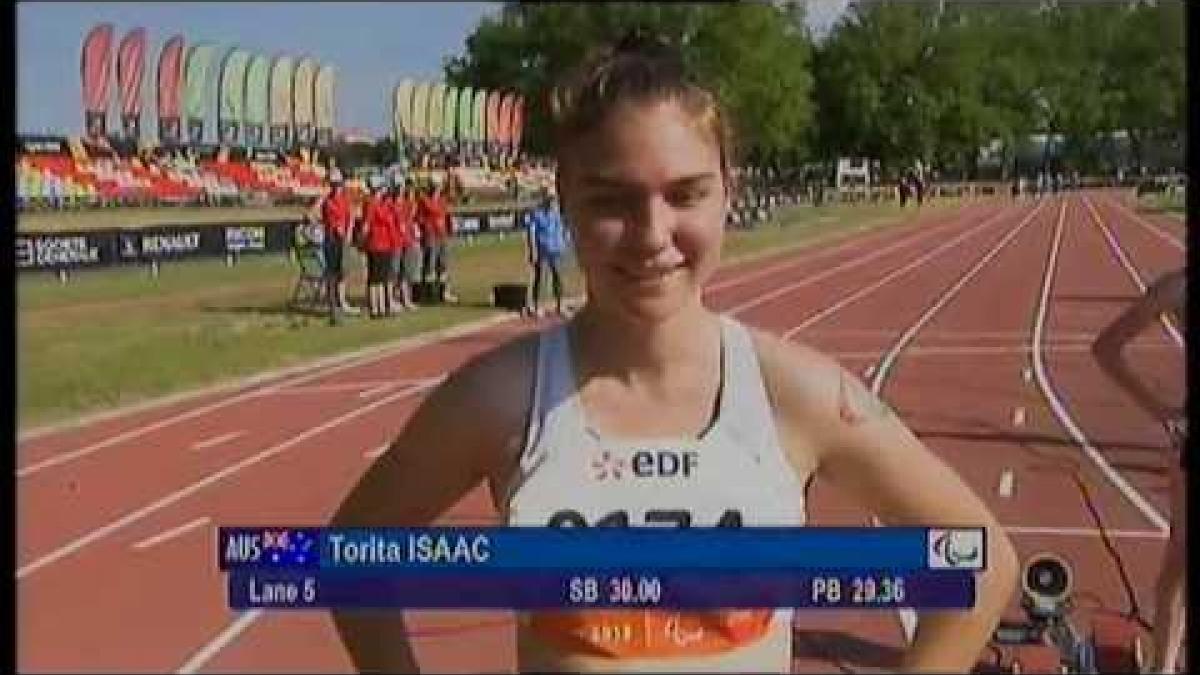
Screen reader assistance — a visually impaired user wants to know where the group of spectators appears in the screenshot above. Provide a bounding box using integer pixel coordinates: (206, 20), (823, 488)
(304, 174), (571, 326)
(307, 175), (455, 325)
(898, 167), (928, 207)
(1010, 170), (1082, 198)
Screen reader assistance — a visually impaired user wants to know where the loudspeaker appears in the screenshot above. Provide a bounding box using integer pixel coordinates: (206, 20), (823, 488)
(493, 283), (528, 311)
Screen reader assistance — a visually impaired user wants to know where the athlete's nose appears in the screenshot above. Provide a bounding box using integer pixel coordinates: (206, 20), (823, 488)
(627, 195), (675, 256)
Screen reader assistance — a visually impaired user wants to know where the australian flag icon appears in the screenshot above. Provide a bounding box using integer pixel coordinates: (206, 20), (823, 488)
(261, 528), (320, 567)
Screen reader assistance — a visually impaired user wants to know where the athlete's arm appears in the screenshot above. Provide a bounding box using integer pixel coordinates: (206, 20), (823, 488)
(755, 334), (1019, 673)
(329, 340), (532, 672)
(1092, 269), (1185, 426)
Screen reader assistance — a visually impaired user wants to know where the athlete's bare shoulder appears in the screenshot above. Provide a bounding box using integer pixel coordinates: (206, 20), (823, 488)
(744, 326), (900, 457)
(745, 327), (844, 411)
(436, 329), (540, 455)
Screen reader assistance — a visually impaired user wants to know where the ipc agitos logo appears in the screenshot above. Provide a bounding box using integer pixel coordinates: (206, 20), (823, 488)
(928, 528), (984, 569)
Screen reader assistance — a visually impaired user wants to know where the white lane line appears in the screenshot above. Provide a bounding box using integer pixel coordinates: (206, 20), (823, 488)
(804, 328), (1099, 340)
(1099, 194), (1185, 251)
(271, 381), (398, 395)
(706, 210), (954, 294)
(16, 381), (437, 580)
(863, 201), (1045, 647)
(1005, 525), (1167, 540)
(16, 313), (514, 478)
(728, 212), (970, 316)
(868, 200), (1046, 391)
(998, 469), (1015, 498)
(825, 342), (1172, 361)
(364, 443), (391, 459)
(358, 382), (402, 399)
(132, 517), (210, 551)
(1030, 198), (1168, 533)
(176, 610), (265, 674)
(783, 206), (1023, 339)
(1012, 407), (1026, 428)
(1082, 195), (1184, 349)
(868, 515), (918, 645)
(190, 431), (244, 451)
(843, 204), (1040, 648)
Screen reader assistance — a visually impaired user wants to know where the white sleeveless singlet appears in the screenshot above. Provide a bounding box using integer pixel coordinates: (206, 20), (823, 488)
(498, 315), (812, 671)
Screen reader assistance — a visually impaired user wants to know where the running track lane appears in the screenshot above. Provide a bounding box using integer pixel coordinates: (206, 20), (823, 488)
(18, 198), (1008, 667)
(23, 196), (1161, 667)
(201, 199), (1024, 674)
(880, 194), (1178, 668)
(1098, 190), (1186, 244)
(779, 199), (1049, 671)
(16, 201), (1003, 574)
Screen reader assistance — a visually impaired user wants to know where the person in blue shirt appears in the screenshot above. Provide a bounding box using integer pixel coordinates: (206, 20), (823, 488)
(524, 188), (571, 318)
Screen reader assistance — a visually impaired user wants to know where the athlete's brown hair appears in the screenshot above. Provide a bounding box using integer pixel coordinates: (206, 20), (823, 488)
(548, 31), (737, 180)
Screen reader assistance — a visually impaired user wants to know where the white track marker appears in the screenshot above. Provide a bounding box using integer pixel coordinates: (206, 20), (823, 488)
(1082, 195), (1184, 349)
(784, 205), (1027, 339)
(190, 431), (244, 451)
(1005, 525), (1167, 540)
(358, 382), (401, 399)
(364, 443), (390, 459)
(176, 610), (265, 674)
(1012, 407), (1027, 427)
(869, 515), (918, 645)
(826, 342), (1168, 362)
(1022, 367), (1034, 383)
(863, 364), (877, 379)
(1099, 194), (1185, 251)
(869, 200), (1046, 392)
(729, 213), (969, 316)
(270, 380), (397, 395)
(1030, 198), (1168, 533)
(16, 383), (425, 580)
(998, 469), (1016, 498)
(858, 203), (1045, 648)
(132, 517), (210, 551)
(706, 210), (955, 294)
(17, 312), (515, 476)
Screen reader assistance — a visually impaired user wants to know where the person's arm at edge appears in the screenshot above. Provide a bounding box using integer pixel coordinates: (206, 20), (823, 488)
(1091, 271), (1185, 424)
(754, 332), (1019, 673)
(307, 191), (326, 224)
(328, 343), (529, 672)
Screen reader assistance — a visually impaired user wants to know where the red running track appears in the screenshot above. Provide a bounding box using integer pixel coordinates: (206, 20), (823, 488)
(17, 191), (1183, 673)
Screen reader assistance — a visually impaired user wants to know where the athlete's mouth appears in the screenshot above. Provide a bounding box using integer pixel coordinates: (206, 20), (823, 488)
(616, 252), (686, 281)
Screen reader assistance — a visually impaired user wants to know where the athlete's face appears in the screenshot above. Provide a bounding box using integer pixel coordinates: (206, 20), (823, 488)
(558, 100), (729, 323)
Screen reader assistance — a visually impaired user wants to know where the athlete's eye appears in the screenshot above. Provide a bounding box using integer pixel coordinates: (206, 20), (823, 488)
(667, 187), (709, 208)
(583, 192), (628, 213)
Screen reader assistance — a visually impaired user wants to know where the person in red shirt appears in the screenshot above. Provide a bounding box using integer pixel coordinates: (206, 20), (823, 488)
(416, 181), (457, 303)
(308, 178), (359, 325)
(361, 181), (397, 318)
(389, 180), (420, 311)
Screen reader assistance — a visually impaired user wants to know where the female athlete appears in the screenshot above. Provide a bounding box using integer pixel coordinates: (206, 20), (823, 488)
(331, 35), (1018, 673)
(1093, 268), (1187, 674)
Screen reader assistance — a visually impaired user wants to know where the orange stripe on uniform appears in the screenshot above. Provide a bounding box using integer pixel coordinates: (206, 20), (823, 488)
(529, 609), (773, 658)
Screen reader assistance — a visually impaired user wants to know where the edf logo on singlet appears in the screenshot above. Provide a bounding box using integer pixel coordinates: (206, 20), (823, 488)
(591, 450), (699, 480)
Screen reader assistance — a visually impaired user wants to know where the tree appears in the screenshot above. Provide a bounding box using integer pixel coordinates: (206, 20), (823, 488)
(444, 2), (816, 160)
(811, 2), (942, 175)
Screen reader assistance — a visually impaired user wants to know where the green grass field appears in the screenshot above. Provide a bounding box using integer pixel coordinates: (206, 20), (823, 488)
(1136, 189), (1186, 220)
(18, 199), (960, 431)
